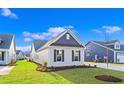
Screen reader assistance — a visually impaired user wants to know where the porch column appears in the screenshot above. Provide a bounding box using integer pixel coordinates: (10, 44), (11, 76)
(5, 51), (9, 64)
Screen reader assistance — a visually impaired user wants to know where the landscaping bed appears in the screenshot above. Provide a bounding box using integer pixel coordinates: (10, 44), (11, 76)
(47, 65), (96, 72)
(95, 75), (122, 82)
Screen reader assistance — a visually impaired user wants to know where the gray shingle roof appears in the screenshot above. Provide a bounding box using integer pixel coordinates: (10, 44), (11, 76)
(0, 34), (13, 49)
(93, 40), (124, 51)
(16, 50), (21, 55)
(39, 31), (65, 49)
(33, 40), (47, 51)
(37, 30), (84, 52)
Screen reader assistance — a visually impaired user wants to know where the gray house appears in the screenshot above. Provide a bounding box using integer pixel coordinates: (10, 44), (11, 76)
(0, 34), (16, 65)
(31, 29), (85, 67)
(85, 40), (124, 63)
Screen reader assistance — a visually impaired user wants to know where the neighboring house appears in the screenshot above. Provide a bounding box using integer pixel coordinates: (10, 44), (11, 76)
(30, 40), (47, 62)
(31, 29), (85, 67)
(25, 51), (31, 61)
(16, 50), (25, 60)
(85, 40), (124, 63)
(0, 34), (16, 65)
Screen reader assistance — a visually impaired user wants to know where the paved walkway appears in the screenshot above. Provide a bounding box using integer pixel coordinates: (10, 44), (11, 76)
(85, 62), (124, 72)
(0, 66), (15, 75)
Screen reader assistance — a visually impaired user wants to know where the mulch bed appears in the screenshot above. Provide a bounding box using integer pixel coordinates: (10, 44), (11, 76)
(95, 75), (122, 82)
(47, 65), (96, 72)
(32, 61), (97, 72)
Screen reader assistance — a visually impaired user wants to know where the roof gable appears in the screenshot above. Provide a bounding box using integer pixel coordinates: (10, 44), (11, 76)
(90, 40), (124, 52)
(33, 40), (47, 51)
(50, 32), (83, 47)
(37, 29), (84, 52)
(0, 34), (13, 49)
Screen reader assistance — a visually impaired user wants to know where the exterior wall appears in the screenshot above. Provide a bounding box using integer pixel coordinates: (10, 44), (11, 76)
(35, 49), (48, 65)
(8, 38), (16, 64)
(85, 42), (114, 63)
(30, 43), (36, 61)
(48, 46), (84, 67)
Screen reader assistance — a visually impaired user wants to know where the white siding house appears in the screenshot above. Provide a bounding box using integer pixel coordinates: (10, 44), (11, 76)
(16, 50), (26, 60)
(30, 40), (47, 62)
(31, 29), (85, 67)
(0, 34), (16, 65)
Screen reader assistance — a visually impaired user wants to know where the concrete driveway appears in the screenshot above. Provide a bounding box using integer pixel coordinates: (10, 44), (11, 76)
(0, 66), (15, 75)
(85, 62), (124, 72)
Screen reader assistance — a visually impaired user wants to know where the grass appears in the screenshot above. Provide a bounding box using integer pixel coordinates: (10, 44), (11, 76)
(0, 60), (124, 84)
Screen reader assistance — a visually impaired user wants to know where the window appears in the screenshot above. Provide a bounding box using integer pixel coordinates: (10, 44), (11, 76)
(0, 52), (4, 61)
(72, 50), (80, 61)
(116, 44), (120, 49)
(66, 34), (70, 40)
(54, 50), (64, 62)
(115, 42), (120, 49)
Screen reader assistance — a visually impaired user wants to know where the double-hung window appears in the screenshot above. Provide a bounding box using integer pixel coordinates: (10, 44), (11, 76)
(54, 50), (64, 62)
(72, 50), (80, 61)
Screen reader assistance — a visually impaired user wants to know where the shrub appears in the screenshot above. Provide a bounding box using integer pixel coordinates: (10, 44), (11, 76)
(36, 62), (48, 72)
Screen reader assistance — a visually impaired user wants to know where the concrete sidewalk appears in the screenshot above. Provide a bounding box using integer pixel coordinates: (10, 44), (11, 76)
(85, 62), (124, 72)
(0, 66), (15, 75)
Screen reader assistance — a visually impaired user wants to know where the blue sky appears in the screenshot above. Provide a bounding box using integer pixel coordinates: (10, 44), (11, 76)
(0, 8), (124, 51)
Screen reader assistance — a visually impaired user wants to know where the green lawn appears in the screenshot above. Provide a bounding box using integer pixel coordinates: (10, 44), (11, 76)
(0, 60), (124, 84)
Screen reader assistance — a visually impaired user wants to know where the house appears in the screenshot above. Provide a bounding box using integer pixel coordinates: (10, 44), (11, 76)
(0, 34), (16, 65)
(30, 40), (47, 62)
(85, 40), (124, 63)
(25, 51), (31, 61)
(16, 50), (26, 60)
(31, 29), (85, 67)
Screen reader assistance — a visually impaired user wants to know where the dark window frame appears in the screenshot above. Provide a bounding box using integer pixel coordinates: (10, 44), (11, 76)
(72, 50), (81, 62)
(0, 51), (4, 61)
(54, 49), (64, 62)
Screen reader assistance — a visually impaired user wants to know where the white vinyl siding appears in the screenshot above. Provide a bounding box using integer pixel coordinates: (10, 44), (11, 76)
(48, 46), (84, 67)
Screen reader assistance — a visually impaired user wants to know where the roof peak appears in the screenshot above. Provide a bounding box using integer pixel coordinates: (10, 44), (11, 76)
(92, 40), (119, 43)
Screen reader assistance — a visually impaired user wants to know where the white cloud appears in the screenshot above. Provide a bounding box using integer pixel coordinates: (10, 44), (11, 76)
(48, 27), (65, 37)
(16, 46), (31, 52)
(24, 37), (32, 42)
(23, 26), (68, 42)
(23, 31), (31, 37)
(102, 26), (121, 33)
(93, 29), (102, 33)
(94, 26), (122, 34)
(1, 8), (18, 19)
